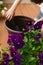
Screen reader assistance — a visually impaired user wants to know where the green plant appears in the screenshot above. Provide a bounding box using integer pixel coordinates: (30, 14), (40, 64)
(0, 20), (43, 65)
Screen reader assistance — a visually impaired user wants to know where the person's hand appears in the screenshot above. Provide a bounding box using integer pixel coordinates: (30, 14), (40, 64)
(5, 7), (15, 21)
(34, 17), (43, 25)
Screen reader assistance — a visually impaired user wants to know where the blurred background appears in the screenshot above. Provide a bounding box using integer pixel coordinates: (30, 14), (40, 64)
(3, 0), (31, 3)
(3, 0), (43, 4)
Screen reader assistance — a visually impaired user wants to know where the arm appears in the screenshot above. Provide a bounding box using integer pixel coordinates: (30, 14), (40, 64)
(11, 0), (21, 11)
(5, 0), (22, 20)
(34, 17), (43, 25)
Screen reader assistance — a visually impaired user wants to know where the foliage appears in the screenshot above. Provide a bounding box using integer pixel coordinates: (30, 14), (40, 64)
(0, 20), (43, 65)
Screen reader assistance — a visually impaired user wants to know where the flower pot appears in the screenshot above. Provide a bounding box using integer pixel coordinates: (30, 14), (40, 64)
(5, 16), (35, 34)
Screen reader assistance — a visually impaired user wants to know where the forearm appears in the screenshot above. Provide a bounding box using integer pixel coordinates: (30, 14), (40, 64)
(11, 0), (22, 11)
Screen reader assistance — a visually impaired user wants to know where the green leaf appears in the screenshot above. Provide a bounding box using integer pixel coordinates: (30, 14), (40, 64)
(32, 47), (35, 51)
(18, 49), (23, 55)
(24, 36), (28, 42)
(9, 61), (14, 65)
(36, 46), (41, 51)
(28, 56), (36, 62)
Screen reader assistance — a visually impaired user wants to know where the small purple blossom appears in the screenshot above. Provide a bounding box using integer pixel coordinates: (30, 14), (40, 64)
(2, 53), (9, 61)
(9, 33), (23, 39)
(38, 52), (43, 60)
(34, 34), (41, 41)
(25, 21), (33, 26)
(10, 47), (21, 65)
(38, 53), (43, 65)
(7, 33), (24, 49)
(13, 39), (24, 49)
(38, 62), (43, 65)
(10, 46), (17, 57)
(38, 21), (43, 24)
(34, 21), (42, 30)
(7, 33), (23, 45)
(29, 26), (34, 30)
(7, 37), (12, 45)
(12, 53), (21, 65)
(24, 25), (29, 32)
(1, 53), (9, 65)
(24, 20), (33, 32)
(1, 61), (9, 65)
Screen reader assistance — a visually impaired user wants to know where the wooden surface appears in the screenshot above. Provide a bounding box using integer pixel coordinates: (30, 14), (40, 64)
(0, 4), (39, 50)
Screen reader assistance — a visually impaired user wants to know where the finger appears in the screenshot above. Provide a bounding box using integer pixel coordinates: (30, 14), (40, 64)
(9, 16), (12, 21)
(6, 14), (10, 20)
(7, 15), (11, 20)
(5, 11), (10, 18)
(5, 14), (9, 19)
(5, 12), (7, 16)
(36, 17), (43, 22)
(34, 22), (37, 25)
(5, 12), (8, 17)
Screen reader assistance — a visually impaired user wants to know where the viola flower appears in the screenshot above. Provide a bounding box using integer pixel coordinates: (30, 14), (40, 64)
(24, 25), (29, 32)
(34, 21), (42, 30)
(1, 61), (9, 65)
(38, 53), (43, 64)
(34, 34), (41, 41)
(13, 39), (24, 49)
(7, 37), (13, 45)
(26, 21), (33, 26)
(7, 33), (23, 45)
(9, 33), (23, 39)
(29, 25), (34, 30)
(12, 53), (21, 65)
(8, 33), (24, 49)
(1, 53), (9, 65)
(38, 21), (43, 24)
(10, 46), (21, 65)
(38, 52), (43, 61)
(10, 46), (17, 57)
(2, 53), (9, 61)
(38, 62), (43, 65)
(24, 20), (33, 32)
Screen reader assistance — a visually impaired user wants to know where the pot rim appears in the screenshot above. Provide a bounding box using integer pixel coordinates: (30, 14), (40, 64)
(4, 21), (22, 33)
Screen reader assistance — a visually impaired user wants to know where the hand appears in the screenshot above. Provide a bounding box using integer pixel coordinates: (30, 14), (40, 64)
(5, 8), (15, 21)
(34, 17), (43, 25)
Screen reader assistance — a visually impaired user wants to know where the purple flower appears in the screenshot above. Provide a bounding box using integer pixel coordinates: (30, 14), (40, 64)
(26, 21), (33, 26)
(1, 61), (9, 65)
(38, 53), (43, 65)
(24, 25), (29, 32)
(12, 53), (21, 65)
(38, 62), (43, 65)
(34, 34), (41, 41)
(29, 26), (34, 30)
(38, 21), (43, 24)
(10, 47), (21, 65)
(34, 21), (42, 30)
(7, 33), (23, 45)
(13, 39), (24, 49)
(38, 53), (43, 60)
(10, 46), (17, 57)
(2, 53), (9, 61)
(9, 33), (23, 39)
(7, 33), (24, 49)
(7, 37), (12, 45)
(1, 53), (9, 65)
(24, 20), (33, 32)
